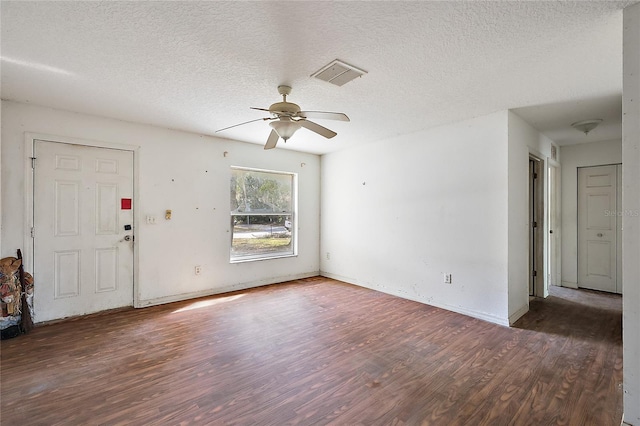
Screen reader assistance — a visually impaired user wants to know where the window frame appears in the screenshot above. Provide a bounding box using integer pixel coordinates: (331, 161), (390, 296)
(229, 166), (297, 263)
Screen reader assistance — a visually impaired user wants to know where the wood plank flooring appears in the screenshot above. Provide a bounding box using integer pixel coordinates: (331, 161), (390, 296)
(0, 277), (622, 425)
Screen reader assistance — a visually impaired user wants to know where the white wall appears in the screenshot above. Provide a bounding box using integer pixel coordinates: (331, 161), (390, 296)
(1, 101), (321, 312)
(507, 111), (555, 323)
(559, 139), (622, 288)
(0, 97), (2, 242)
(320, 111), (511, 325)
(623, 3), (640, 424)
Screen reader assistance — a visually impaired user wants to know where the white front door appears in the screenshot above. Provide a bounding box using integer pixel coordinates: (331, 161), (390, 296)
(33, 140), (134, 322)
(577, 164), (620, 293)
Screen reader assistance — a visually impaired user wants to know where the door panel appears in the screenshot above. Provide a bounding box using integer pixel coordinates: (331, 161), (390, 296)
(54, 250), (80, 298)
(586, 241), (612, 277)
(55, 181), (80, 236)
(95, 248), (118, 292)
(578, 165), (618, 293)
(586, 193), (613, 230)
(34, 140), (134, 322)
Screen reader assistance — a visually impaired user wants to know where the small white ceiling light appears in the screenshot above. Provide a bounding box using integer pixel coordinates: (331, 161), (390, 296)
(571, 119), (603, 135)
(312, 59), (367, 86)
(269, 117), (301, 141)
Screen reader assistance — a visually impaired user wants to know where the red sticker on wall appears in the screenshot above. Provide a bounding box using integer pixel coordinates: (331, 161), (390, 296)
(121, 198), (132, 210)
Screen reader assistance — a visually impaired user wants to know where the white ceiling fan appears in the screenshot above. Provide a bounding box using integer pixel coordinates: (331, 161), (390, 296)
(216, 85), (350, 150)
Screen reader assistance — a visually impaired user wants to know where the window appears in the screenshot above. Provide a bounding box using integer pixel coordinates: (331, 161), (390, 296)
(230, 167), (296, 262)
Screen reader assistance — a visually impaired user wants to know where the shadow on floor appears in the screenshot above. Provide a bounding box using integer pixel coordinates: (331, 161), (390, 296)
(513, 285), (622, 345)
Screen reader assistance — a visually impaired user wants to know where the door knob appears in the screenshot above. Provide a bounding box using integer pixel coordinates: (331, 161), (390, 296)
(124, 235), (132, 241)
(597, 233), (603, 237)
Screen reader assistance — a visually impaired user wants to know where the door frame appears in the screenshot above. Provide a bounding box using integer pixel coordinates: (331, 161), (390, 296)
(527, 152), (546, 297)
(617, 164), (622, 294)
(23, 132), (141, 307)
(527, 149), (551, 299)
(548, 158), (561, 288)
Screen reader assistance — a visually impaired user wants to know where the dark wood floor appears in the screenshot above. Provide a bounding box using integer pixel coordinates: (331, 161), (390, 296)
(0, 277), (622, 425)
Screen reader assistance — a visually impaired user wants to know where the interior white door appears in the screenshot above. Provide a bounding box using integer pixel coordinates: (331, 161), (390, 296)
(33, 140), (134, 322)
(577, 165), (618, 293)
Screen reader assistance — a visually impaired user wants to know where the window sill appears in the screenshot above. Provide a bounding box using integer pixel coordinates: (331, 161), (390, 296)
(230, 253), (297, 264)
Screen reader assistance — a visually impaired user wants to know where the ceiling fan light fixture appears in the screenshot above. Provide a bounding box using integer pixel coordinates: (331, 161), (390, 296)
(269, 118), (301, 141)
(571, 119), (603, 135)
(219, 85), (348, 150)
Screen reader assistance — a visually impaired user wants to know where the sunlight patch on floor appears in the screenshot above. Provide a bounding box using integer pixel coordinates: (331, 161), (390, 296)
(172, 294), (245, 313)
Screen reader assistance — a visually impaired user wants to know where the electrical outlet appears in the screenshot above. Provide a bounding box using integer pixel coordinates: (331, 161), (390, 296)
(326, 252), (330, 260)
(195, 265), (202, 276)
(444, 273), (452, 284)
(146, 215), (156, 224)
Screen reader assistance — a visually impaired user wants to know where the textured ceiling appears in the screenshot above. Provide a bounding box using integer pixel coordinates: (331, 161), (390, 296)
(513, 94), (623, 146)
(1, 1), (635, 154)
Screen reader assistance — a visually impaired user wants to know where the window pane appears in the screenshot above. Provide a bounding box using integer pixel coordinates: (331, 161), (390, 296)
(230, 167), (295, 262)
(231, 169), (292, 214)
(231, 215), (293, 259)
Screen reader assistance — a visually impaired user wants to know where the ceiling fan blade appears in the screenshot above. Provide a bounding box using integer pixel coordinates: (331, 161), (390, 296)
(264, 129), (279, 150)
(250, 107), (271, 112)
(299, 120), (337, 139)
(216, 117), (271, 133)
(298, 111), (350, 122)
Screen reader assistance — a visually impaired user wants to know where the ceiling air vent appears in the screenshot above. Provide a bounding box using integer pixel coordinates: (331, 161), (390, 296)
(311, 60), (367, 86)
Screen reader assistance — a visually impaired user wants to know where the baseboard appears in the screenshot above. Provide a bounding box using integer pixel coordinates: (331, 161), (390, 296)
(508, 304), (529, 325)
(320, 271), (510, 327)
(136, 271), (319, 308)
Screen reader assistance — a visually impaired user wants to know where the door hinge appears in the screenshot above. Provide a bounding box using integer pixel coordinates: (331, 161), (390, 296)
(532, 270), (537, 277)
(532, 221), (538, 228)
(30, 227), (35, 238)
(31, 157), (36, 169)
